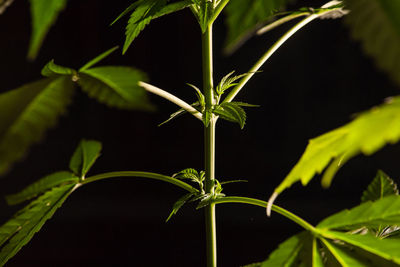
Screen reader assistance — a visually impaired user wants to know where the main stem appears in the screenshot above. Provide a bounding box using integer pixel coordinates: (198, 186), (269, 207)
(202, 24), (217, 267)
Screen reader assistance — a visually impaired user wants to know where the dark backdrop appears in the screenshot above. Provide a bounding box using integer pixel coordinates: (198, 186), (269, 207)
(0, 0), (399, 266)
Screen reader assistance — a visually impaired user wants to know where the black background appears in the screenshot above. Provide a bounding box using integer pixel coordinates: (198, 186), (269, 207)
(0, 0), (399, 266)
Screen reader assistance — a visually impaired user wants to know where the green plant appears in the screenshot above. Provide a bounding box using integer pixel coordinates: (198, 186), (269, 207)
(0, 0), (400, 266)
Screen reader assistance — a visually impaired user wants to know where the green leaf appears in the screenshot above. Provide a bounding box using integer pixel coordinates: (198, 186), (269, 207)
(323, 230), (400, 264)
(215, 71), (251, 97)
(78, 66), (154, 110)
(311, 238), (324, 267)
(213, 102), (246, 129)
(190, 0), (213, 33)
(0, 77), (75, 175)
(166, 193), (194, 222)
(69, 139), (102, 178)
(320, 237), (371, 266)
(317, 195), (400, 231)
(173, 168), (200, 182)
(202, 109), (212, 127)
(224, 0), (289, 54)
(122, 0), (167, 54)
(361, 170), (399, 203)
(345, 0), (400, 86)
(41, 60), (76, 77)
(79, 46), (119, 72)
(0, 183), (77, 266)
(258, 231), (308, 266)
(187, 83), (205, 110)
(28, 0), (67, 60)
(273, 96), (400, 196)
(5, 171), (78, 205)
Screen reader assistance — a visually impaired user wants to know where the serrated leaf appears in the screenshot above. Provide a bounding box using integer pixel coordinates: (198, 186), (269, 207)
(323, 230), (400, 264)
(273, 96), (400, 197)
(28, 0), (67, 60)
(0, 77), (75, 175)
(361, 170), (399, 203)
(224, 0), (289, 54)
(123, 0), (167, 54)
(187, 83), (205, 109)
(214, 102), (246, 129)
(78, 66), (154, 110)
(69, 140), (102, 178)
(5, 171), (78, 205)
(192, 0), (213, 33)
(0, 184), (77, 266)
(317, 195), (400, 230)
(345, 0), (400, 86)
(258, 231), (308, 267)
(79, 46), (119, 72)
(166, 193), (193, 222)
(173, 168), (200, 182)
(41, 60), (76, 77)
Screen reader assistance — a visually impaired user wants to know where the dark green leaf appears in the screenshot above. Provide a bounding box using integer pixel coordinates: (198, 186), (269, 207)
(361, 170), (399, 203)
(0, 77), (75, 175)
(166, 193), (193, 222)
(317, 195), (400, 231)
(345, 0), (400, 86)
(224, 0), (288, 54)
(111, 0), (144, 26)
(78, 66), (154, 110)
(41, 60), (76, 77)
(5, 171), (78, 205)
(69, 139), (102, 178)
(79, 46), (119, 72)
(273, 96), (400, 197)
(0, 184), (77, 266)
(214, 102), (246, 129)
(28, 0), (67, 59)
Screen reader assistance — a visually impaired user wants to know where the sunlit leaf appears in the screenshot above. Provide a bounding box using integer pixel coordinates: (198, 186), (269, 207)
(317, 195), (400, 231)
(28, 0), (67, 60)
(0, 77), (75, 175)
(78, 66), (154, 110)
(345, 0), (400, 85)
(320, 237), (371, 266)
(5, 171), (78, 205)
(69, 140), (102, 178)
(323, 231), (400, 264)
(361, 170), (399, 203)
(272, 96), (400, 197)
(0, 184), (77, 266)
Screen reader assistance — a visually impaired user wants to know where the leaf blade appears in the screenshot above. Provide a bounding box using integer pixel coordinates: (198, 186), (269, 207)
(28, 0), (67, 59)
(0, 77), (75, 175)
(69, 140), (102, 178)
(78, 66), (154, 110)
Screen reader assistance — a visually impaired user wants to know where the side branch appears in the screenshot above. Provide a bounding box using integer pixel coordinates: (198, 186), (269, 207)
(139, 81), (202, 121)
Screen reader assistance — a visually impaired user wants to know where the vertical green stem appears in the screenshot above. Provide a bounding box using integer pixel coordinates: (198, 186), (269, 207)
(202, 23), (217, 267)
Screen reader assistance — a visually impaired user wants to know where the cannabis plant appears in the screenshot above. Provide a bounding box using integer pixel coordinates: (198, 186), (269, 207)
(0, 0), (400, 266)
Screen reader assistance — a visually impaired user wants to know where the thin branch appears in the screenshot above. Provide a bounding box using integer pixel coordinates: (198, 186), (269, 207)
(138, 81), (202, 121)
(0, 0), (14, 15)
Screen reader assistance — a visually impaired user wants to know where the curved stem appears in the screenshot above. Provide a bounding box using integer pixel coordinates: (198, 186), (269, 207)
(223, 14), (320, 103)
(212, 196), (316, 233)
(82, 171), (198, 194)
